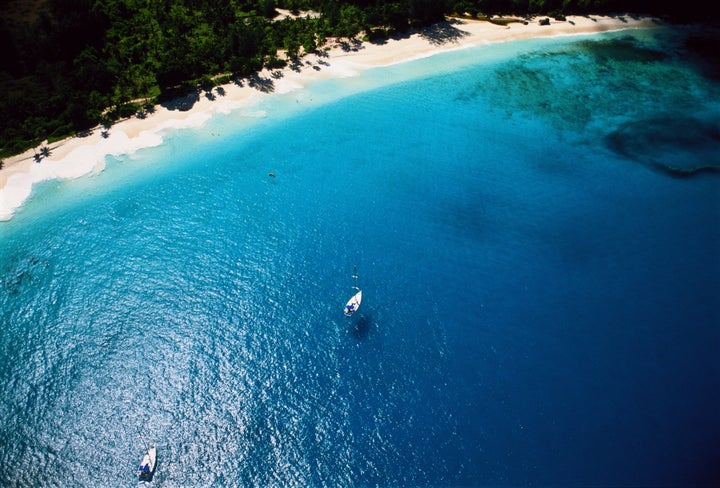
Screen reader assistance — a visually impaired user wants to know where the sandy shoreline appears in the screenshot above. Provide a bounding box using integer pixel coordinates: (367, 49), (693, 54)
(0, 14), (659, 221)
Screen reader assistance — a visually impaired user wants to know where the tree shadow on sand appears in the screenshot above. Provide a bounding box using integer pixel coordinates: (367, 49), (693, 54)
(289, 58), (304, 72)
(247, 73), (275, 93)
(367, 18), (468, 47)
(420, 19), (470, 45)
(160, 89), (201, 111)
(339, 38), (364, 52)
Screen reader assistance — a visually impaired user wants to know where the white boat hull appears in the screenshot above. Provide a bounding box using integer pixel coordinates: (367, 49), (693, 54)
(137, 446), (156, 479)
(344, 290), (362, 316)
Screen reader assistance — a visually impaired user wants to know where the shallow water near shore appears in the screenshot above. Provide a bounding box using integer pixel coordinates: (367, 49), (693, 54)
(1, 27), (719, 486)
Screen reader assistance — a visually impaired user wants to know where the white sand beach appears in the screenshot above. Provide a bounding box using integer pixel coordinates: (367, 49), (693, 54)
(0, 14), (659, 221)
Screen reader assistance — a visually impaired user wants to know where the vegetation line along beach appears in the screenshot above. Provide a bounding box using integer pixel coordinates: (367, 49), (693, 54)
(0, 0), (666, 221)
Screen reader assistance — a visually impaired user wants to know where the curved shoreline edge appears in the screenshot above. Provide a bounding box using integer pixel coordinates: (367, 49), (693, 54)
(0, 15), (660, 222)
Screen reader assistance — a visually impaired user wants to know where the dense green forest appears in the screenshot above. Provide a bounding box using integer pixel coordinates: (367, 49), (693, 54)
(0, 0), (712, 159)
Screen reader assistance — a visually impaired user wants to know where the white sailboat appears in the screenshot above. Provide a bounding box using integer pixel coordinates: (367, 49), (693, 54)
(344, 267), (362, 316)
(137, 445), (156, 480)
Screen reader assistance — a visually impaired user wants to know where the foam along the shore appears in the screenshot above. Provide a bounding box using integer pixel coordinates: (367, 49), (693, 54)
(0, 15), (659, 221)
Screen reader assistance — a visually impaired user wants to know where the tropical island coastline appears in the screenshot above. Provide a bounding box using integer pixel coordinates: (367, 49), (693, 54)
(0, 14), (660, 221)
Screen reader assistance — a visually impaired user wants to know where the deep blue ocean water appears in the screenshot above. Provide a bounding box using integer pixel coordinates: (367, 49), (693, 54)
(1, 26), (719, 487)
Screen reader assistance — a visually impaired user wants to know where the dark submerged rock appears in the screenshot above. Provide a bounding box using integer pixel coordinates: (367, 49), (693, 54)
(605, 115), (720, 177)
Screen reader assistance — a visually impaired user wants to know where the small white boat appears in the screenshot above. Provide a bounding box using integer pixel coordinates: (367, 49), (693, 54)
(137, 446), (156, 480)
(344, 267), (362, 316)
(344, 289), (362, 316)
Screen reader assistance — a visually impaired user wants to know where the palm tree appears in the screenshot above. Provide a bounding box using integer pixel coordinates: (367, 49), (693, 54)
(40, 146), (51, 158)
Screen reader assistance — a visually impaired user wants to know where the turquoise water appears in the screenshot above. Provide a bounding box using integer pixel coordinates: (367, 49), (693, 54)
(2, 27), (719, 486)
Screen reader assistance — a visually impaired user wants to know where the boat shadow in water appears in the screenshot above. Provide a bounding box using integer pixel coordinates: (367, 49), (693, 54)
(349, 312), (373, 340)
(139, 472), (155, 483)
(138, 466), (156, 483)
